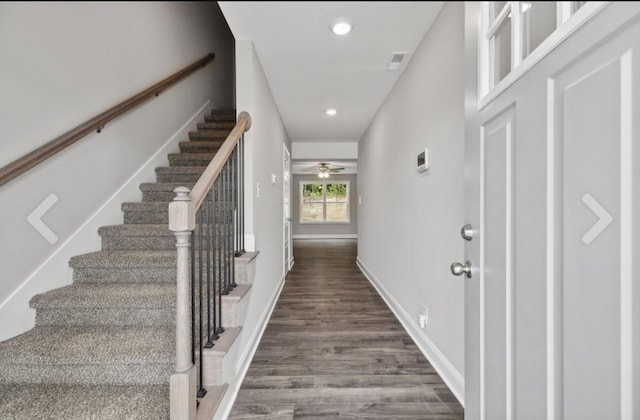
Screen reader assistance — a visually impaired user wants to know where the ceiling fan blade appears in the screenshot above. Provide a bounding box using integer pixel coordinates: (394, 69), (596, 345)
(329, 168), (345, 171)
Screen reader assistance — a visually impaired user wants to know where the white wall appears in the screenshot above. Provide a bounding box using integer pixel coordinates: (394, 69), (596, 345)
(292, 174), (357, 238)
(221, 39), (291, 417)
(0, 1), (234, 339)
(356, 2), (465, 402)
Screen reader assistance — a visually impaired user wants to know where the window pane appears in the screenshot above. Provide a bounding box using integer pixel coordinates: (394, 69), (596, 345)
(326, 203), (348, 222)
(491, 15), (511, 87)
(326, 183), (348, 202)
(302, 203), (323, 222)
(491, 1), (508, 22)
(522, 2), (557, 58)
(302, 184), (323, 202)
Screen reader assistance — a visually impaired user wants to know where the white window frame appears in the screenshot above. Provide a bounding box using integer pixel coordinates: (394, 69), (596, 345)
(479, 1), (609, 109)
(299, 180), (350, 224)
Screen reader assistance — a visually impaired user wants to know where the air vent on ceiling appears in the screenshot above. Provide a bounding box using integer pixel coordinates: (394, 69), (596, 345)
(387, 52), (408, 70)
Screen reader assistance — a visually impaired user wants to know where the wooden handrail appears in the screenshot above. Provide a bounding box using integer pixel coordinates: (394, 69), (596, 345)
(189, 111), (252, 212)
(0, 53), (215, 187)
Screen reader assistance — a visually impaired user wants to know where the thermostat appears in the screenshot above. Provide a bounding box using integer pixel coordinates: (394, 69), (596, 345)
(417, 148), (429, 172)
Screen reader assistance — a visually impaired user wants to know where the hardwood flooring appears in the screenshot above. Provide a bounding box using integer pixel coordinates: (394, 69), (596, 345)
(228, 239), (464, 419)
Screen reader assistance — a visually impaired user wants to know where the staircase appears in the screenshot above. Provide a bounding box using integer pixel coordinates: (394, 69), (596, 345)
(0, 110), (254, 419)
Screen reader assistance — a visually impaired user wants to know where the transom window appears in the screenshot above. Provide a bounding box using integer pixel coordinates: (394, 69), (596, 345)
(300, 181), (349, 223)
(481, 1), (591, 100)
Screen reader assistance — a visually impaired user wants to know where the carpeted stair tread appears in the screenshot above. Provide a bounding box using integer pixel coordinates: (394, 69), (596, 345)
(197, 121), (235, 130)
(180, 139), (223, 149)
(31, 283), (175, 309)
(99, 224), (173, 238)
(99, 224), (174, 251)
(122, 201), (170, 212)
(70, 250), (176, 269)
(168, 153), (215, 167)
(155, 166), (208, 175)
(0, 326), (173, 365)
(0, 384), (169, 420)
(204, 114), (235, 123)
(140, 182), (196, 192)
(188, 131), (229, 141)
(155, 166), (207, 183)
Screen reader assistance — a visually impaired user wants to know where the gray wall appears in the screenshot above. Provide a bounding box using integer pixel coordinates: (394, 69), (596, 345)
(292, 174), (357, 237)
(0, 1), (235, 339)
(226, 39), (292, 415)
(357, 2), (465, 400)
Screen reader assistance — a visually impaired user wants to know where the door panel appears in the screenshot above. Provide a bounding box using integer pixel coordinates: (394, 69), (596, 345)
(551, 41), (634, 420)
(465, 3), (640, 420)
(481, 109), (516, 420)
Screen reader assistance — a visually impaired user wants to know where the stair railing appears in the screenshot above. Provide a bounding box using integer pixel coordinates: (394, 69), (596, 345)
(0, 53), (215, 188)
(168, 111), (251, 420)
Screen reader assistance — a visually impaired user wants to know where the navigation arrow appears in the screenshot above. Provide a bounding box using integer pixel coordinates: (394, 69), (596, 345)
(27, 193), (59, 245)
(581, 193), (613, 245)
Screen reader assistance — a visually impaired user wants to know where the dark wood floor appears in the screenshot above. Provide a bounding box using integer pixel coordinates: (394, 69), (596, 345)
(228, 239), (464, 419)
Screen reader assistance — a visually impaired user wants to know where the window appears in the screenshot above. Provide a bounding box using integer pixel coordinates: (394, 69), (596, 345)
(300, 181), (349, 223)
(481, 1), (601, 102)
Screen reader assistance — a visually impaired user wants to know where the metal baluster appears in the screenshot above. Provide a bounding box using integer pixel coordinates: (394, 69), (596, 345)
(210, 189), (219, 341)
(216, 177), (226, 335)
(197, 210), (206, 398)
(225, 161), (233, 293)
(240, 135), (245, 253)
(230, 149), (238, 288)
(204, 190), (214, 349)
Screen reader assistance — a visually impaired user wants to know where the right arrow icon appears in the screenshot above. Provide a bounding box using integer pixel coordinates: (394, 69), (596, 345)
(581, 193), (613, 245)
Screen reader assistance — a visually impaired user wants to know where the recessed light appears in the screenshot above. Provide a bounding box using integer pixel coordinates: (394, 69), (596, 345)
(331, 22), (352, 36)
(326, 108), (337, 116)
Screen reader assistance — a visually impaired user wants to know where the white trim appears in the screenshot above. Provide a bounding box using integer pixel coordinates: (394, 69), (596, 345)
(356, 257), (465, 406)
(0, 101), (211, 341)
(479, 123), (487, 420)
(505, 117), (515, 420)
(619, 50), (633, 420)
(215, 274), (286, 420)
(293, 234), (357, 240)
(479, 2), (609, 109)
(546, 78), (558, 420)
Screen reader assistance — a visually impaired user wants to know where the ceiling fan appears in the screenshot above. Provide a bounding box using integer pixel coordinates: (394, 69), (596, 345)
(301, 162), (345, 178)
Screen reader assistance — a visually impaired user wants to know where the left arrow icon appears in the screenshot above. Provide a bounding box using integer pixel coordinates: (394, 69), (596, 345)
(27, 193), (59, 244)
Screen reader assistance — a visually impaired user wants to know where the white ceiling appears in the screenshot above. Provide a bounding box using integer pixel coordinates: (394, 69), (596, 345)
(218, 1), (444, 143)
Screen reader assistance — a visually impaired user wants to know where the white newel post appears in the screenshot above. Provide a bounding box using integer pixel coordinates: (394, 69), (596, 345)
(169, 187), (196, 420)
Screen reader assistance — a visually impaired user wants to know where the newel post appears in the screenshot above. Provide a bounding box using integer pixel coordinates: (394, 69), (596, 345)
(169, 187), (196, 420)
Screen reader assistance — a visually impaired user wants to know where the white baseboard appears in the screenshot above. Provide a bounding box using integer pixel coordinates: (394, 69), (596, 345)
(0, 101), (211, 342)
(356, 257), (465, 406)
(214, 273), (286, 420)
(292, 234), (358, 239)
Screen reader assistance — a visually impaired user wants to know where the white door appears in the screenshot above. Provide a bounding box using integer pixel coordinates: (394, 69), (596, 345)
(283, 144), (293, 273)
(462, 3), (639, 419)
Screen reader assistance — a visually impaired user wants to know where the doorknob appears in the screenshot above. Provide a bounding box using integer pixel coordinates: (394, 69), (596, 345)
(451, 261), (472, 278)
(287, 217), (293, 222)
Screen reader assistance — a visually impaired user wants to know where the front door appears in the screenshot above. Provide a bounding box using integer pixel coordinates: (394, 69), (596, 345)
(463, 3), (639, 419)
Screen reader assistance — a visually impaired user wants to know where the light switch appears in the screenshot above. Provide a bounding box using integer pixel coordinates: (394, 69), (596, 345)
(271, 173), (277, 184)
(256, 182), (261, 198)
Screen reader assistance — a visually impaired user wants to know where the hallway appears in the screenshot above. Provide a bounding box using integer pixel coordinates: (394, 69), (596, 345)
(228, 239), (464, 419)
